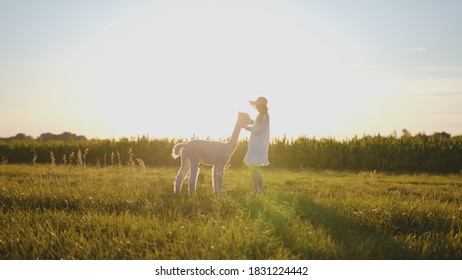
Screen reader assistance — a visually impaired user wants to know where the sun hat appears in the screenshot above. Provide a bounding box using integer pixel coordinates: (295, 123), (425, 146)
(249, 96), (268, 108)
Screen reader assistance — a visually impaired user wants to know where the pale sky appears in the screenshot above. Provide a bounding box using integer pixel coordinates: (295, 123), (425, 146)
(1, 0), (462, 140)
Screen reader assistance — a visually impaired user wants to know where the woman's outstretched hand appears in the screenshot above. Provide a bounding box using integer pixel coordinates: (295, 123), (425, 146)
(243, 125), (253, 131)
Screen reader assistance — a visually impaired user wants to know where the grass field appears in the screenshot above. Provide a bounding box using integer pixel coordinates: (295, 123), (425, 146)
(1, 164), (461, 259)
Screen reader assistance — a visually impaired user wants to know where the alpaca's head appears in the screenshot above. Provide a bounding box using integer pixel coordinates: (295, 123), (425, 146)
(238, 112), (254, 127)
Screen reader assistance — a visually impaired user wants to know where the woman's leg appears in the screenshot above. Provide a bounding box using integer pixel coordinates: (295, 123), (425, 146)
(251, 167), (263, 192)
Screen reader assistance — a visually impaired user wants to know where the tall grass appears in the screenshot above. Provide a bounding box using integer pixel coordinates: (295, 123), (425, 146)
(1, 133), (462, 173)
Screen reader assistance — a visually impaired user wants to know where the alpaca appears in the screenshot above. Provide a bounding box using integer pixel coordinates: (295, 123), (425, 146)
(172, 112), (254, 193)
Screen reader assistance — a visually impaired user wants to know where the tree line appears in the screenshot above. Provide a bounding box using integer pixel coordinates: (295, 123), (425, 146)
(0, 132), (87, 142)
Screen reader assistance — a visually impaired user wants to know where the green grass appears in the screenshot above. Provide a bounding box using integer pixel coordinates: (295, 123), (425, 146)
(1, 164), (461, 259)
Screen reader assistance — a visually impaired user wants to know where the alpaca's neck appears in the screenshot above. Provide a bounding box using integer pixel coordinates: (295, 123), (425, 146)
(226, 120), (241, 155)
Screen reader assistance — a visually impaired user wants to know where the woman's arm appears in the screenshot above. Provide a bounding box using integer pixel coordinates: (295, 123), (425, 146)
(250, 115), (269, 135)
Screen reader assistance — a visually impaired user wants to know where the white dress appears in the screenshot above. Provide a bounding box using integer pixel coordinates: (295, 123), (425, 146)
(244, 115), (270, 166)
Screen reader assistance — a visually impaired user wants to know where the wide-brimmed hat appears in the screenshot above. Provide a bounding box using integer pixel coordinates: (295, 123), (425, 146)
(249, 96), (268, 108)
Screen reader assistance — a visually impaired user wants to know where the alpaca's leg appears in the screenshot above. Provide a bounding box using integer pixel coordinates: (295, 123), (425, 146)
(188, 162), (200, 192)
(214, 165), (225, 193)
(212, 165), (220, 192)
(212, 166), (218, 191)
(174, 156), (189, 193)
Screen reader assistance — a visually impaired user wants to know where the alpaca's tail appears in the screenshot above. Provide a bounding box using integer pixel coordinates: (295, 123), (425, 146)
(172, 143), (187, 159)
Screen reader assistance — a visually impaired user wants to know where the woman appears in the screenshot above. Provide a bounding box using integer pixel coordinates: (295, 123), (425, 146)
(244, 96), (270, 193)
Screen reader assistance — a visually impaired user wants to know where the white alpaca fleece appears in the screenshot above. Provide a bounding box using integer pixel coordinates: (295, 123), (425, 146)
(172, 112), (253, 193)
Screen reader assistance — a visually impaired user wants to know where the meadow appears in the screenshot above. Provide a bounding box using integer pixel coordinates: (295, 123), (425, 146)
(1, 163), (461, 259)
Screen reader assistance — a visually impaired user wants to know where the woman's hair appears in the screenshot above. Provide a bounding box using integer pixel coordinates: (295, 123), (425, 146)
(255, 104), (269, 123)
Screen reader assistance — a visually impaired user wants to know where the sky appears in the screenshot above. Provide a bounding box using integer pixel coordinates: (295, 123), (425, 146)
(1, 0), (462, 140)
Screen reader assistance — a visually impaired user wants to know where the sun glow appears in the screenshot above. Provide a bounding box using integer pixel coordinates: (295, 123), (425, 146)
(3, 1), (461, 140)
(56, 1), (369, 139)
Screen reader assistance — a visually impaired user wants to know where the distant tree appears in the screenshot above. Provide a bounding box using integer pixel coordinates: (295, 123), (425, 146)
(37, 133), (54, 141)
(415, 132), (428, 140)
(432, 131), (451, 139)
(0, 133), (33, 142)
(37, 132), (87, 141)
(401, 129), (412, 138)
(13, 133), (33, 141)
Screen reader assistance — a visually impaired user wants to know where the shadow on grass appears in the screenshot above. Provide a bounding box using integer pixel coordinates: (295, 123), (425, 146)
(293, 196), (420, 259)
(249, 194), (420, 259)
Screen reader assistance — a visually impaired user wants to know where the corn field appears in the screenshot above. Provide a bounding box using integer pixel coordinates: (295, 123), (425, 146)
(1, 134), (462, 173)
